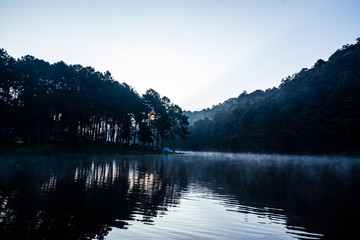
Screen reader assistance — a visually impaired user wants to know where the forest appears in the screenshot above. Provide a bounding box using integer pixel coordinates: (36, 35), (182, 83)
(1, 39), (360, 154)
(180, 39), (360, 154)
(0, 49), (189, 150)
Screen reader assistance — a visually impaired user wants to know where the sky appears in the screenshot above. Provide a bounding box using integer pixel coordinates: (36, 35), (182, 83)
(0, 0), (359, 111)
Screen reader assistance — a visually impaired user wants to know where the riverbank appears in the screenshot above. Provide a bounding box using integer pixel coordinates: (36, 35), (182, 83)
(0, 144), (178, 155)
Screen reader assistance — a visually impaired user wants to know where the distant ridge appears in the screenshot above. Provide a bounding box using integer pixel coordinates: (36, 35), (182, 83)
(184, 90), (267, 125)
(180, 38), (360, 154)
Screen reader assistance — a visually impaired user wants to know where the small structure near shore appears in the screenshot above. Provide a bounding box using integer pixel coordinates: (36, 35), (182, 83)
(162, 147), (170, 152)
(12, 137), (24, 144)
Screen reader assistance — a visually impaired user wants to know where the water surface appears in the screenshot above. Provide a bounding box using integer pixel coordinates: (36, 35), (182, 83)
(0, 152), (359, 239)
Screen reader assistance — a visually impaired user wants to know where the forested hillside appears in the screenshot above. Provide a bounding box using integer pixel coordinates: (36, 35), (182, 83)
(0, 50), (189, 148)
(181, 39), (360, 154)
(184, 90), (267, 125)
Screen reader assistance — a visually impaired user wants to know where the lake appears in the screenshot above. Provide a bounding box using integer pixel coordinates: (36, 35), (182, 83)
(0, 152), (359, 239)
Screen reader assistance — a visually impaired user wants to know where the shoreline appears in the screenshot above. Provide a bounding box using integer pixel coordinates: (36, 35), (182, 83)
(0, 144), (181, 156)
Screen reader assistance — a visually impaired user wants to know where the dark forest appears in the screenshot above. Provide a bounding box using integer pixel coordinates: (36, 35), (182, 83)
(180, 39), (360, 154)
(0, 50), (189, 150)
(1, 39), (360, 154)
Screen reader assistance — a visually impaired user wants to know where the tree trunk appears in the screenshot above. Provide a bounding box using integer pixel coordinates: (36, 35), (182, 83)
(133, 122), (137, 144)
(37, 116), (41, 145)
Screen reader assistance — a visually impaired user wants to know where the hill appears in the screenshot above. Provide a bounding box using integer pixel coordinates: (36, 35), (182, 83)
(180, 38), (360, 154)
(184, 90), (267, 125)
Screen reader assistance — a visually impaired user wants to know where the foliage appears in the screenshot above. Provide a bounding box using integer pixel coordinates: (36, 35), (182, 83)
(180, 39), (360, 154)
(0, 51), (189, 148)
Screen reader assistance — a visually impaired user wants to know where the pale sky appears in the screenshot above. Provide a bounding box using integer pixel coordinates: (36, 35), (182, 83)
(0, 0), (359, 111)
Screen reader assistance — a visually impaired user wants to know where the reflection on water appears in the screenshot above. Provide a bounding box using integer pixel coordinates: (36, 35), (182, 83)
(74, 160), (122, 189)
(0, 153), (359, 239)
(127, 162), (163, 196)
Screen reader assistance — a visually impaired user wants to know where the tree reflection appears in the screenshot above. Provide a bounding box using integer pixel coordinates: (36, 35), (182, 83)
(174, 153), (360, 239)
(0, 154), (359, 239)
(0, 155), (184, 239)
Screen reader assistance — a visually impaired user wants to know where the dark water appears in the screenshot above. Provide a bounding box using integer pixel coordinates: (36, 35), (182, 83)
(0, 152), (359, 239)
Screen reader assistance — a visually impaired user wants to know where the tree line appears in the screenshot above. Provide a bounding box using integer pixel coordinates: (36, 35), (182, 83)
(180, 39), (360, 154)
(0, 49), (189, 148)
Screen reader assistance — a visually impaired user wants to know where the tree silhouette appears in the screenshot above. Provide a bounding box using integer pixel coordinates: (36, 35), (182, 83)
(0, 51), (189, 150)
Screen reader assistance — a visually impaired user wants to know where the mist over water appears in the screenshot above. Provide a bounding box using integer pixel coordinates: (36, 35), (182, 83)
(0, 153), (359, 239)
